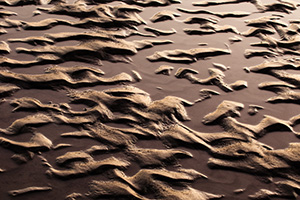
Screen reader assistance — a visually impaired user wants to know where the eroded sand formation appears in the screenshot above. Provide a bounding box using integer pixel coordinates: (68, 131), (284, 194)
(1, 0), (300, 199)
(147, 45), (231, 62)
(2, 38), (173, 66)
(245, 59), (300, 104)
(174, 67), (247, 92)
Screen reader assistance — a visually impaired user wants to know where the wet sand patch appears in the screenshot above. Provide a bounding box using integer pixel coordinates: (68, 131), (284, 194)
(1, 0), (300, 199)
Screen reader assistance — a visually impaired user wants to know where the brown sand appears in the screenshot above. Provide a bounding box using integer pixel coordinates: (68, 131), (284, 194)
(1, 0), (300, 200)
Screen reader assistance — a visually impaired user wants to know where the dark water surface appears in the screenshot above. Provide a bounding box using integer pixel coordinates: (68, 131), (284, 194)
(1, 0), (300, 199)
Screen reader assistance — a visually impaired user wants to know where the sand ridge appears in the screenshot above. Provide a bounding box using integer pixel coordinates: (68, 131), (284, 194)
(0, 0), (300, 199)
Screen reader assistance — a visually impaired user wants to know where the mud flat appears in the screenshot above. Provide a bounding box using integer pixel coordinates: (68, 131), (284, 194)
(1, 0), (300, 200)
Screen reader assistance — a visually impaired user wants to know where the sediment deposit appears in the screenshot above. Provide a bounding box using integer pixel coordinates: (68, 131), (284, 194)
(1, 0), (300, 199)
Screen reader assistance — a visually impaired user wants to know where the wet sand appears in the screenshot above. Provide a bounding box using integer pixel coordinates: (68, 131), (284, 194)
(1, 0), (300, 199)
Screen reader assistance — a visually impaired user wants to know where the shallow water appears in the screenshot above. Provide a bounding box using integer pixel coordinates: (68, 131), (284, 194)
(1, 0), (300, 199)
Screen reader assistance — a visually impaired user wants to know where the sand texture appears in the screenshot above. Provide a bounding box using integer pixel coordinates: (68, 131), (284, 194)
(1, 0), (300, 200)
